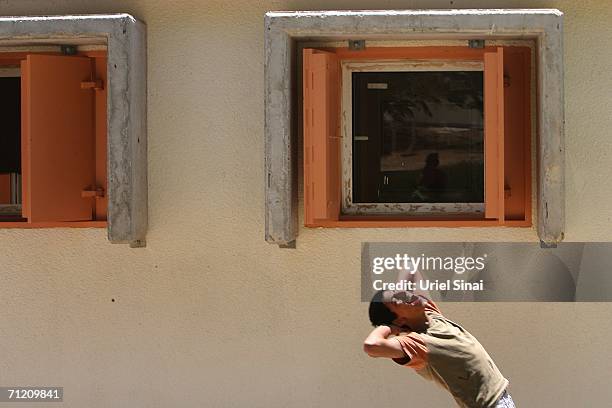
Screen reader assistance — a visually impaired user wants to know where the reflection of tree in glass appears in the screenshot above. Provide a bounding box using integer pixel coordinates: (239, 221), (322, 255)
(382, 72), (483, 157)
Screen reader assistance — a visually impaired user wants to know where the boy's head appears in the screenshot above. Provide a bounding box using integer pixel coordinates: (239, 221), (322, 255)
(369, 290), (429, 330)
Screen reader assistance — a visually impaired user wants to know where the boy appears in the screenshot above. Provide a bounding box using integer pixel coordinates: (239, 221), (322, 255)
(364, 290), (515, 408)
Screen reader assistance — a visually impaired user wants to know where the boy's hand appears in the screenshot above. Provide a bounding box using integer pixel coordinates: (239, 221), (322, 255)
(369, 325), (392, 339)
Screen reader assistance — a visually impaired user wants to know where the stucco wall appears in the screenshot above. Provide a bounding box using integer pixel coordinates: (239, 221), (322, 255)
(1, 1), (611, 407)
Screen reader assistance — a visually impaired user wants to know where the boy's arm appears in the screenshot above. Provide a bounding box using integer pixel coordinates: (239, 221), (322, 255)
(363, 326), (408, 359)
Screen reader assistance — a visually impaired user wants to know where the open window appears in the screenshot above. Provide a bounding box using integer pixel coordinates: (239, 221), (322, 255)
(0, 14), (147, 246)
(0, 52), (107, 226)
(303, 45), (531, 227)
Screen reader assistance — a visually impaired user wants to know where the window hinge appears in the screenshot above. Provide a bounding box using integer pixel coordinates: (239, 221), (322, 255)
(348, 40), (366, 51)
(468, 39), (485, 49)
(81, 80), (104, 91)
(60, 45), (78, 55)
(81, 187), (105, 198)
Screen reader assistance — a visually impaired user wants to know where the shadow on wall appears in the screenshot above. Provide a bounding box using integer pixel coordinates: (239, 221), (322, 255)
(363, 243), (612, 301)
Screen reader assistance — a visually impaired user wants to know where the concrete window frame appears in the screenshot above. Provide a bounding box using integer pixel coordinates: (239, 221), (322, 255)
(264, 9), (564, 248)
(0, 14), (147, 247)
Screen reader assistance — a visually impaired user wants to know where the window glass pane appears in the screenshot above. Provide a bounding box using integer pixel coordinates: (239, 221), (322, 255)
(0, 76), (20, 174)
(352, 71), (484, 204)
(0, 76), (21, 215)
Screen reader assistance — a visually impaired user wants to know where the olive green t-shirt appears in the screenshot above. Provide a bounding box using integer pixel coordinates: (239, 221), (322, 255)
(392, 303), (508, 408)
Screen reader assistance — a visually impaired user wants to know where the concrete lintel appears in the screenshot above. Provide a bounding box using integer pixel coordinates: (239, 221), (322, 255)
(266, 9), (563, 36)
(0, 14), (148, 246)
(264, 9), (564, 246)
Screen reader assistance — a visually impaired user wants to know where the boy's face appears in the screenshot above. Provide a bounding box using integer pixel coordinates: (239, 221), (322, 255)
(381, 290), (428, 331)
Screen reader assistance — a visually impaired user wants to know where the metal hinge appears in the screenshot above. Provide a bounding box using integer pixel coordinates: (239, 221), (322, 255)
(81, 187), (105, 198)
(61, 45), (78, 55)
(348, 40), (366, 51)
(468, 39), (485, 49)
(81, 80), (104, 90)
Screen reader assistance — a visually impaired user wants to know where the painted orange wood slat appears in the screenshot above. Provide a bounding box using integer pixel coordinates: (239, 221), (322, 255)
(323, 51), (341, 222)
(0, 50), (106, 64)
(503, 47), (532, 223)
(0, 221), (107, 228)
(496, 48), (506, 223)
(483, 47), (505, 221)
(93, 56), (108, 221)
(20, 59), (30, 219)
(22, 54), (96, 222)
(497, 47), (506, 224)
(313, 219), (530, 228)
(522, 47), (533, 226)
(331, 46), (492, 61)
(303, 49), (314, 225)
(303, 48), (341, 226)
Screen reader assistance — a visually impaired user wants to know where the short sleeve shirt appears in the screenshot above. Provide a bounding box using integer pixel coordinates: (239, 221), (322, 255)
(391, 302), (509, 408)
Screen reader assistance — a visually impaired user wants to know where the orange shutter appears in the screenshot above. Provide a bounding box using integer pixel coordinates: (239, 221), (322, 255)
(303, 49), (341, 226)
(503, 47), (531, 222)
(21, 55), (96, 222)
(483, 47), (505, 221)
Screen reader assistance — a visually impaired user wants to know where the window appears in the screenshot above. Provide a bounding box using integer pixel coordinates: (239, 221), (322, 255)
(0, 51), (108, 226)
(264, 9), (564, 246)
(0, 14), (147, 246)
(346, 61), (485, 215)
(303, 45), (531, 227)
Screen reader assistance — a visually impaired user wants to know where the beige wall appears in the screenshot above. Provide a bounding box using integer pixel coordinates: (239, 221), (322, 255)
(1, 0), (611, 406)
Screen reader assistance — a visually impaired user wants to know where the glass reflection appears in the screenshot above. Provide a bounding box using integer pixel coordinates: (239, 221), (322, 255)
(352, 71), (484, 204)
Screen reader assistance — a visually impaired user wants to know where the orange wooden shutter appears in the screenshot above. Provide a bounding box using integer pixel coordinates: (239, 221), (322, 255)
(21, 55), (96, 222)
(483, 47), (505, 221)
(503, 47), (531, 223)
(303, 49), (341, 226)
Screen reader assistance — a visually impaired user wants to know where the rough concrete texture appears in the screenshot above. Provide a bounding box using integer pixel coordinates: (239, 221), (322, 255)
(0, 1), (612, 408)
(265, 9), (564, 246)
(0, 14), (147, 245)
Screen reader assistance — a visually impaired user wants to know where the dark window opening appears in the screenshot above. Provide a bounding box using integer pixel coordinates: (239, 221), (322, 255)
(0, 75), (22, 220)
(352, 71), (484, 205)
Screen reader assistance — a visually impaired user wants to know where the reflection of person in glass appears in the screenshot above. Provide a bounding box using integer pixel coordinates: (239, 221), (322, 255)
(421, 152), (446, 190)
(364, 290), (515, 408)
(413, 152), (446, 201)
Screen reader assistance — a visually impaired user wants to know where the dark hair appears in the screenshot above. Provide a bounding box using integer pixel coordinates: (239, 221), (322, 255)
(368, 290), (397, 327)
